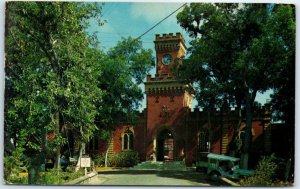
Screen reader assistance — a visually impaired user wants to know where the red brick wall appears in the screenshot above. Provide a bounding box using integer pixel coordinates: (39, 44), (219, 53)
(252, 120), (264, 142)
(97, 140), (108, 154)
(91, 110), (268, 167)
(99, 123), (147, 161)
(133, 123), (147, 161)
(146, 93), (190, 160)
(156, 48), (185, 77)
(112, 126), (123, 153)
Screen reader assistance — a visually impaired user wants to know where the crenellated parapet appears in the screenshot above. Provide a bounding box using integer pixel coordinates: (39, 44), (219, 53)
(146, 74), (174, 81)
(189, 103), (272, 122)
(146, 86), (185, 95)
(155, 32), (185, 41)
(145, 82), (187, 95)
(154, 33), (186, 53)
(145, 77), (193, 95)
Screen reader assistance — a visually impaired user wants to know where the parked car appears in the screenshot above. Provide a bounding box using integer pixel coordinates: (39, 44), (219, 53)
(196, 153), (254, 181)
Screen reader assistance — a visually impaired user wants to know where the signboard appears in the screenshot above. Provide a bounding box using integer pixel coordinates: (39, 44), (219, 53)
(80, 157), (91, 168)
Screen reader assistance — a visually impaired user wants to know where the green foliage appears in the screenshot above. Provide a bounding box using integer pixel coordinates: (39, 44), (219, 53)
(94, 151), (140, 167)
(37, 170), (61, 185)
(107, 37), (153, 84)
(4, 131), (27, 181)
(4, 153), (25, 181)
(176, 3), (295, 168)
(6, 175), (28, 184)
(5, 4), (153, 181)
(108, 151), (140, 167)
(5, 1), (104, 162)
(255, 155), (278, 180)
(93, 153), (106, 167)
(36, 169), (84, 185)
(268, 5), (295, 146)
(5, 2), (153, 182)
(176, 3), (279, 108)
(95, 37), (153, 131)
(239, 155), (290, 186)
(7, 169), (85, 185)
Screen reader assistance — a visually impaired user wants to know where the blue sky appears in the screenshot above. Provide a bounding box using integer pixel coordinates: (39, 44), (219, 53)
(88, 2), (272, 110)
(89, 2), (189, 51)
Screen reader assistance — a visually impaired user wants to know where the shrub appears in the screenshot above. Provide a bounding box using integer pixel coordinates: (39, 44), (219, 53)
(4, 147), (27, 181)
(108, 151), (139, 167)
(239, 154), (290, 186)
(7, 175), (28, 184)
(37, 170), (61, 185)
(93, 153), (106, 167)
(7, 168), (85, 185)
(36, 169), (85, 185)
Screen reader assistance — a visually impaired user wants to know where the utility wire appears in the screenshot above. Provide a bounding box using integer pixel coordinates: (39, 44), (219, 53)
(136, 3), (187, 40)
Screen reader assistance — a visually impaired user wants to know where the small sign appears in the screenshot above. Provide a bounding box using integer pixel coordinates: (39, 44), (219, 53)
(80, 157), (91, 168)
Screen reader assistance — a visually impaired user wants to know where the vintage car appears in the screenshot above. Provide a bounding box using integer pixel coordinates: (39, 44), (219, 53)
(196, 153), (254, 181)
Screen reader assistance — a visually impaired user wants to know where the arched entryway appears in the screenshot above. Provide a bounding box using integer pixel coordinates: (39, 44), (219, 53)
(157, 129), (174, 161)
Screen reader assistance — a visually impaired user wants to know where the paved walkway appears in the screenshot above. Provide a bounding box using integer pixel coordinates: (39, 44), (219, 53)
(81, 169), (220, 186)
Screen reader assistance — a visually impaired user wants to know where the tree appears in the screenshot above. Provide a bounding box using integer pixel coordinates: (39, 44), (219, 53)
(93, 37), (153, 163)
(5, 2), (104, 183)
(268, 4), (295, 152)
(96, 36), (153, 126)
(267, 5), (295, 179)
(176, 3), (295, 169)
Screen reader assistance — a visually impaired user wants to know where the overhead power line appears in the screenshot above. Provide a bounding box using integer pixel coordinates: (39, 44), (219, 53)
(136, 3), (187, 40)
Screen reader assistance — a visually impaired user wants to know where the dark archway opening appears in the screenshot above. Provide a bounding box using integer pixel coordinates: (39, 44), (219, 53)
(157, 129), (174, 161)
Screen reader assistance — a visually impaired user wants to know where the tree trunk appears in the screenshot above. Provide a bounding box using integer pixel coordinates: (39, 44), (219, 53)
(241, 94), (253, 169)
(28, 164), (38, 184)
(54, 112), (62, 170)
(207, 108), (212, 152)
(54, 146), (61, 170)
(228, 105), (242, 157)
(28, 154), (43, 184)
(75, 142), (85, 172)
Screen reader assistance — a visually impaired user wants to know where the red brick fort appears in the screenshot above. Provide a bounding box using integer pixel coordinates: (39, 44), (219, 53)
(86, 33), (273, 166)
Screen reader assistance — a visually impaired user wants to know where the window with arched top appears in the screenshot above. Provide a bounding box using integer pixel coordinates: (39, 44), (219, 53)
(198, 130), (209, 152)
(123, 129), (134, 150)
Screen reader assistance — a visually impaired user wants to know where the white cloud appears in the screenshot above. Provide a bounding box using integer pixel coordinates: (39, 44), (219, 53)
(130, 3), (185, 24)
(99, 22), (115, 33)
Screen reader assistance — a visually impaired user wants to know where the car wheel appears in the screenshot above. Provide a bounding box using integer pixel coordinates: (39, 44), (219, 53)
(209, 171), (221, 181)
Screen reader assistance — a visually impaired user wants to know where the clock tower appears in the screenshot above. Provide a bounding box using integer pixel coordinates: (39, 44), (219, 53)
(154, 33), (187, 77)
(144, 33), (193, 161)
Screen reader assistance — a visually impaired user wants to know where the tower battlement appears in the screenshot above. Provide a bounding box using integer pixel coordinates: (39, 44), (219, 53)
(154, 32), (186, 53)
(155, 32), (185, 42)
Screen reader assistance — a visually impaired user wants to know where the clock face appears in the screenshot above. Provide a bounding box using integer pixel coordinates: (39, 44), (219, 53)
(162, 54), (172, 65)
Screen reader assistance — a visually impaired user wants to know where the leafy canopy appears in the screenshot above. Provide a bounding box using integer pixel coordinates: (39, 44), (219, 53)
(95, 37), (153, 133)
(176, 3), (295, 168)
(5, 2), (104, 156)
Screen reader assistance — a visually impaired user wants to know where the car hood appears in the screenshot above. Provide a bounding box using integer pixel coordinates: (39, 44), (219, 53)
(234, 168), (255, 176)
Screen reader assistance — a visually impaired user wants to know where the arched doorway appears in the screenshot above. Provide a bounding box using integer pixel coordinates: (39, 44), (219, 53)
(157, 129), (174, 161)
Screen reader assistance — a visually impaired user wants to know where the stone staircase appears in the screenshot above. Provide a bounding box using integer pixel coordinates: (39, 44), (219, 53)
(107, 137), (114, 157)
(131, 161), (187, 171)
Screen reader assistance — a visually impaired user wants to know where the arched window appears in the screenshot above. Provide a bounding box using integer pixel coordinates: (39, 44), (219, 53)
(123, 129), (134, 150)
(198, 130), (209, 152)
